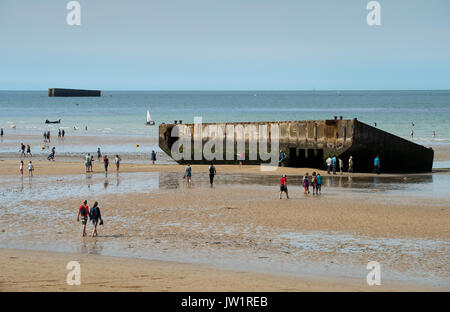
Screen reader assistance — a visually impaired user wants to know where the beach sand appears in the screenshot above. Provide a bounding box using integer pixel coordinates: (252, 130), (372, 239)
(0, 159), (449, 291)
(1, 248), (444, 292)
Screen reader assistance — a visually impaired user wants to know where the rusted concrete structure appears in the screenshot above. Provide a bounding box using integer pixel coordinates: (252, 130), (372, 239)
(159, 118), (434, 173)
(48, 88), (101, 97)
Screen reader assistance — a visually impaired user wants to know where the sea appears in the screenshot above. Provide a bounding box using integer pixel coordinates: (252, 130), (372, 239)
(1, 90), (449, 165)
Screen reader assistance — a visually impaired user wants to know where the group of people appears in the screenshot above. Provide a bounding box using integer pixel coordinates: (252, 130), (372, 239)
(77, 200), (103, 237)
(325, 155), (347, 175)
(19, 160), (34, 176)
(58, 129), (66, 138)
(183, 162), (216, 186)
(43, 131), (51, 143)
(84, 152), (121, 175)
(20, 143), (32, 157)
(279, 172), (323, 199)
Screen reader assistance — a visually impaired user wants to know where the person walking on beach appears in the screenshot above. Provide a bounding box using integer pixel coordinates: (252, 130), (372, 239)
(97, 148), (102, 161)
(279, 175), (289, 199)
(89, 154), (94, 172)
(115, 155), (121, 172)
(185, 163), (192, 185)
(279, 150), (287, 167)
(89, 201), (103, 237)
(331, 156), (337, 175)
(151, 150), (156, 165)
(62, 129), (65, 138)
(20, 143), (26, 157)
(311, 172), (318, 195)
(338, 158), (343, 175)
(209, 162), (216, 186)
(103, 155), (109, 176)
(302, 173), (310, 194)
(348, 156), (353, 173)
(373, 155), (381, 175)
(84, 153), (91, 173)
(26, 144), (32, 157)
(47, 147), (55, 161)
(316, 173), (322, 195)
(19, 160), (24, 176)
(326, 156), (332, 174)
(28, 161), (34, 177)
(77, 200), (90, 237)
(58, 129), (61, 138)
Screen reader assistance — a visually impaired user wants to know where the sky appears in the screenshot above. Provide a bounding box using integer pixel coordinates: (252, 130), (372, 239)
(0, 0), (449, 90)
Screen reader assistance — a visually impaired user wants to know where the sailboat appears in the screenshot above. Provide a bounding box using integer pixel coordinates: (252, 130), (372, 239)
(146, 110), (155, 126)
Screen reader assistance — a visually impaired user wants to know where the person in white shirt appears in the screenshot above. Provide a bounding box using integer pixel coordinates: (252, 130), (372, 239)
(19, 161), (24, 176)
(28, 161), (34, 177)
(326, 156), (332, 174)
(115, 155), (121, 172)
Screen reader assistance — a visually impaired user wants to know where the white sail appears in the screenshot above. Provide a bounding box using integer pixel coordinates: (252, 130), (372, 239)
(146, 110), (151, 123)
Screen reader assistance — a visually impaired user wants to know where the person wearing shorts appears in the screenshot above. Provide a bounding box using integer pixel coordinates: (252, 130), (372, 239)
(77, 200), (90, 237)
(185, 164), (192, 184)
(85, 153), (91, 172)
(279, 175), (289, 199)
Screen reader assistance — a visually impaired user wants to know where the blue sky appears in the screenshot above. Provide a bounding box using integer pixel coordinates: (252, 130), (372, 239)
(0, 0), (449, 90)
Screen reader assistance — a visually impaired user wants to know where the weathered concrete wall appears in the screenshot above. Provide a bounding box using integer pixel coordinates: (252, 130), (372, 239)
(48, 88), (101, 97)
(159, 119), (433, 172)
(345, 120), (434, 173)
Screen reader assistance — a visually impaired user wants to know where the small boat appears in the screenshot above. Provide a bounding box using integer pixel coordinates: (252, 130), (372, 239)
(146, 110), (155, 126)
(45, 119), (61, 124)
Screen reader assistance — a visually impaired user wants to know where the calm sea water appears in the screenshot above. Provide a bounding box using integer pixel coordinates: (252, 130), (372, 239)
(1, 90), (449, 143)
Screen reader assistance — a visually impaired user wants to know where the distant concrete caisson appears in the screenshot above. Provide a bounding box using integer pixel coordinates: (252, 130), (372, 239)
(159, 118), (434, 173)
(48, 88), (101, 97)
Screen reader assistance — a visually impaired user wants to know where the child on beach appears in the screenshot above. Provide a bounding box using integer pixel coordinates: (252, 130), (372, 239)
(20, 160), (24, 176)
(238, 153), (243, 167)
(302, 173), (310, 194)
(89, 201), (103, 237)
(77, 200), (90, 237)
(28, 161), (34, 177)
(185, 164), (192, 184)
(151, 150), (156, 165)
(279, 175), (289, 199)
(311, 172), (317, 195)
(316, 173), (322, 195)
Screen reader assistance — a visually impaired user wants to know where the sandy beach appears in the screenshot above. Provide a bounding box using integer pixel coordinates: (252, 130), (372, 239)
(0, 159), (449, 291)
(1, 248), (444, 292)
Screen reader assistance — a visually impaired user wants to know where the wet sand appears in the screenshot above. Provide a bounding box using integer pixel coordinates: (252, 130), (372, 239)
(0, 160), (449, 291)
(1, 248), (444, 292)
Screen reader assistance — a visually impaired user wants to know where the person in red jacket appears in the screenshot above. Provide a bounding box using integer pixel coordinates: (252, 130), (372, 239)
(279, 175), (289, 199)
(77, 200), (90, 237)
